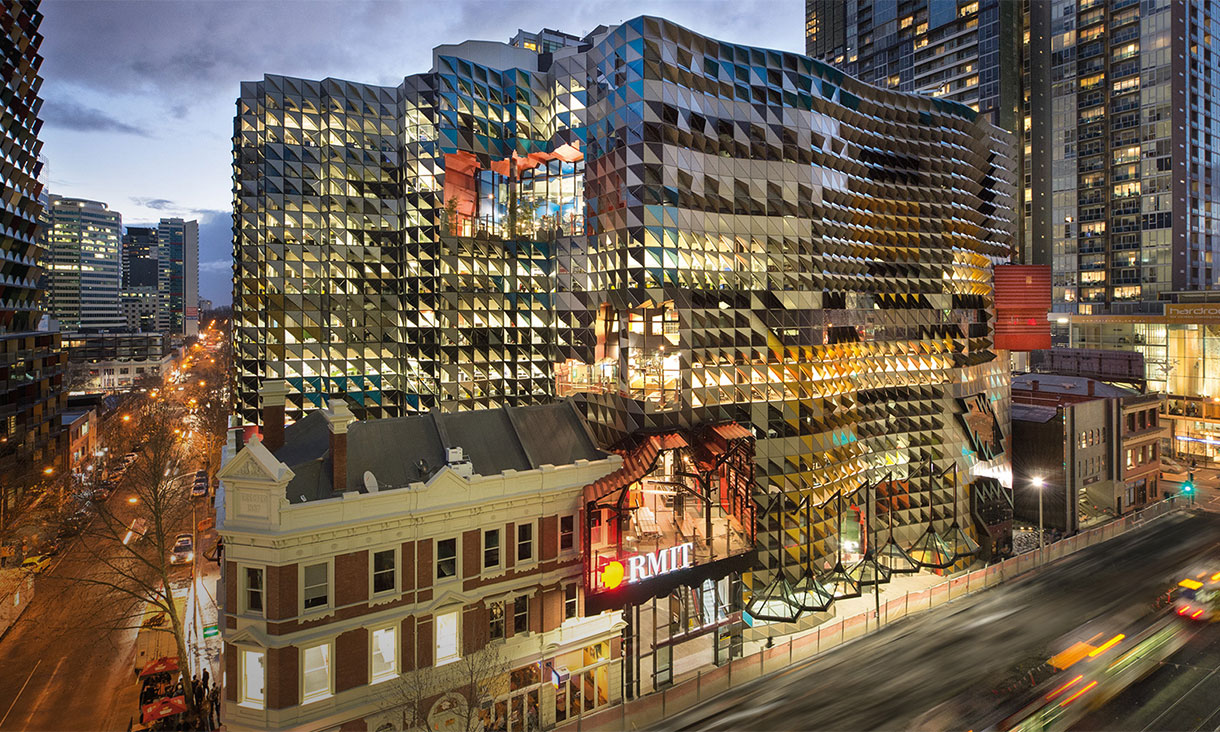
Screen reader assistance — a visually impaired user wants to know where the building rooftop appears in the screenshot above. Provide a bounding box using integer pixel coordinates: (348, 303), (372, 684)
(1012, 372), (1137, 400)
(1011, 403), (1059, 424)
(274, 400), (608, 503)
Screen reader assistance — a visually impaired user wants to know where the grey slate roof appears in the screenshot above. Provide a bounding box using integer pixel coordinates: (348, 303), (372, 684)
(1012, 373), (1137, 399)
(1011, 403), (1059, 424)
(276, 400), (608, 504)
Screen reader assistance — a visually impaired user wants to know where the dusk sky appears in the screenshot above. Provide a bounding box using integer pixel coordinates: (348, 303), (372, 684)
(38, 0), (805, 305)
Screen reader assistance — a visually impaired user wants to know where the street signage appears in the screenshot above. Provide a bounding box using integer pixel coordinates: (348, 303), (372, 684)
(203, 624), (219, 639)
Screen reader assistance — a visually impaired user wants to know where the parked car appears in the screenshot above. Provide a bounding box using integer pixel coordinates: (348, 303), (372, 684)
(20, 554), (52, 573)
(169, 534), (193, 565)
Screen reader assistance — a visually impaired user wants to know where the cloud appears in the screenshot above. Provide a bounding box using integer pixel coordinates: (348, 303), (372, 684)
(130, 197), (177, 210)
(199, 259), (231, 273)
(41, 98), (148, 136)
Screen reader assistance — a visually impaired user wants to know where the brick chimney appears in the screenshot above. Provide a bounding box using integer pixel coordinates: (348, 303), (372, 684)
(1031, 379), (1039, 392)
(1087, 380), (1095, 397)
(259, 379), (290, 453)
(323, 399), (357, 494)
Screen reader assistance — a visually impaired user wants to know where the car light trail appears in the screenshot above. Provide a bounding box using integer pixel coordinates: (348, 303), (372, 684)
(1045, 674), (1083, 701)
(1059, 680), (1098, 707)
(1089, 634), (1125, 657)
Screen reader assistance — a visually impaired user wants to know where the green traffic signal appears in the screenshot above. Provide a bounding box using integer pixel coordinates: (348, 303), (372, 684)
(1184, 472), (1195, 494)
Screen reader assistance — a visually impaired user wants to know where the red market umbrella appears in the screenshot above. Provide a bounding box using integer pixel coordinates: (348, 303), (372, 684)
(139, 657), (180, 678)
(141, 696), (187, 724)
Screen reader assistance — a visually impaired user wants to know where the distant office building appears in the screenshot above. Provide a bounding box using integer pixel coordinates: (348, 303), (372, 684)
(1025, 0), (1219, 315)
(155, 218), (199, 337)
(0, 0), (66, 525)
(803, 0), (1022, 132)
(120, 286), (162, 333)
(41, 195), (124, 332)
(121, 225), (158, 288)
(235, 15), (1016, 636)
(63, 331), (173, 391)
(198, 298), (213, 315)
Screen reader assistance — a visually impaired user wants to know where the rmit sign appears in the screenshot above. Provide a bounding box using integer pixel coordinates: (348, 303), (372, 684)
(600, 542), (694, 590)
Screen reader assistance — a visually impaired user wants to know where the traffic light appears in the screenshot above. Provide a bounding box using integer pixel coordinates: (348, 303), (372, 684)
(1184, 473), (1195, 495)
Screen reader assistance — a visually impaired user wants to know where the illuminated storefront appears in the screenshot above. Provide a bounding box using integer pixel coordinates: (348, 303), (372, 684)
(582, 423), (755, 695)
(1059, 302), (1220, 461)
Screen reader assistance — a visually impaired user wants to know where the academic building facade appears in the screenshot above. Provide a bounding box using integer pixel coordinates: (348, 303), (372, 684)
(233, 15), (1017, 646)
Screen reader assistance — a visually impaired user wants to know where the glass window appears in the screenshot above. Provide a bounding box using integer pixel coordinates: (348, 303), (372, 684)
(303, 562), (328, 610)
(490, 600), (505, 640)
(437, 539), (457, 580)
(436, 611), (460, 665)
(514, 595), (529, 634)
(372, 549), (395, 594)
(564, 584), (578, 620)
(559, 516), (575, 551)
(302, 643), (332, 703)
(484, 529), (500, 569)
(240, 649), (264, 708)
(517, 523), (533, 562)
(244, 567), (263, 614)
(371, 626), (397, 683)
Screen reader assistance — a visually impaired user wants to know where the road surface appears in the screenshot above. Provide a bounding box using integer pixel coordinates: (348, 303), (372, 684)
(662, 510), (1220, 731)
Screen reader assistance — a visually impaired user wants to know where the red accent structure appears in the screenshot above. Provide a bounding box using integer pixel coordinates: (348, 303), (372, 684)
(993, 264), (1052, 351)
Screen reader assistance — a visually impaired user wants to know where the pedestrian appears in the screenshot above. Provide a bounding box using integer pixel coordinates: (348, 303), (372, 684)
(201, 666), (209, 692)
(210, 682), (221, 727)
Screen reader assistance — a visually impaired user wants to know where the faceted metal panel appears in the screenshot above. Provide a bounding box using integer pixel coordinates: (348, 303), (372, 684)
(232, 15), (1017, 612)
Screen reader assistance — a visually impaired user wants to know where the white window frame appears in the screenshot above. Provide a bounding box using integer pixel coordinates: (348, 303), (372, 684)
(238, 647), (265, 709)
(369, 545), (399, 598)
(516, 520), (535, 564)
(299, 558), (334, 614)
(436, 537), (459, 582)
(483, 528), (501, 571)
(240, 565), (264, 617)
(301, 640), (334, 704)
(370, 624), (398, 684)
(559, 514), (577, 553)
(563, 583), (578, 620)
(435, 610), (461, 666)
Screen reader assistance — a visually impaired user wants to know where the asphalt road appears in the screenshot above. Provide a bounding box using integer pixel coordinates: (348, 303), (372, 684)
(0, 517), (145, 731)
(661, 510), (1220, 731)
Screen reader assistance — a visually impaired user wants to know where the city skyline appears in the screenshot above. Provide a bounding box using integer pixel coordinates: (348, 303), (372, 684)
(36, 0), (805, 306)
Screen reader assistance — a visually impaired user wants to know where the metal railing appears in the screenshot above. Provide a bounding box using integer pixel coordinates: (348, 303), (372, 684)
(559, 497), (1185, 732)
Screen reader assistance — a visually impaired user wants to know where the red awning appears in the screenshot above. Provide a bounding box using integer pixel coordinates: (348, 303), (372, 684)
(712, 422), (752, 441)
(139, 657), (180, 678)
(141, 696), (187, 724)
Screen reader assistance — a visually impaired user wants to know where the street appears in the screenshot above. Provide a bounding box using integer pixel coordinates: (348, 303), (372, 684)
(0, 325), (227, 731)
(662, 510), (1220, 731)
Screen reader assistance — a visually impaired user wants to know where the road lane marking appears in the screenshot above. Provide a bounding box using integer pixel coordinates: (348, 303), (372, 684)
(0, 658), (40, 728)
(1140, 664), (1220, 732)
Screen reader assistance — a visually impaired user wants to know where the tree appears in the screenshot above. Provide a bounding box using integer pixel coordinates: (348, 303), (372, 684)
(43, 402), (207, 726)
(379, 624), (509, 732)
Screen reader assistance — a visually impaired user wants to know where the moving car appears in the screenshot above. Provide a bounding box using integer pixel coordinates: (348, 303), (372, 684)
(169, 534), (193, 565)
(20, 554), (52, 573)
(190, 481), (208, 498)
(1176, 572), (1220, 620)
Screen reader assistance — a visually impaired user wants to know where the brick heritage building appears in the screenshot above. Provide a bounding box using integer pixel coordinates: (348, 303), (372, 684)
(217, 389), (625, 731)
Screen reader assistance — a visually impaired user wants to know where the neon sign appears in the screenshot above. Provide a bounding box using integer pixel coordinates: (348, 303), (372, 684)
(599, 542), (694, 590)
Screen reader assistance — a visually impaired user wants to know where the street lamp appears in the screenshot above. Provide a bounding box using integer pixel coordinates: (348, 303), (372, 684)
(1032, 476), (1045, 560)
(43, 466), (54, 476)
